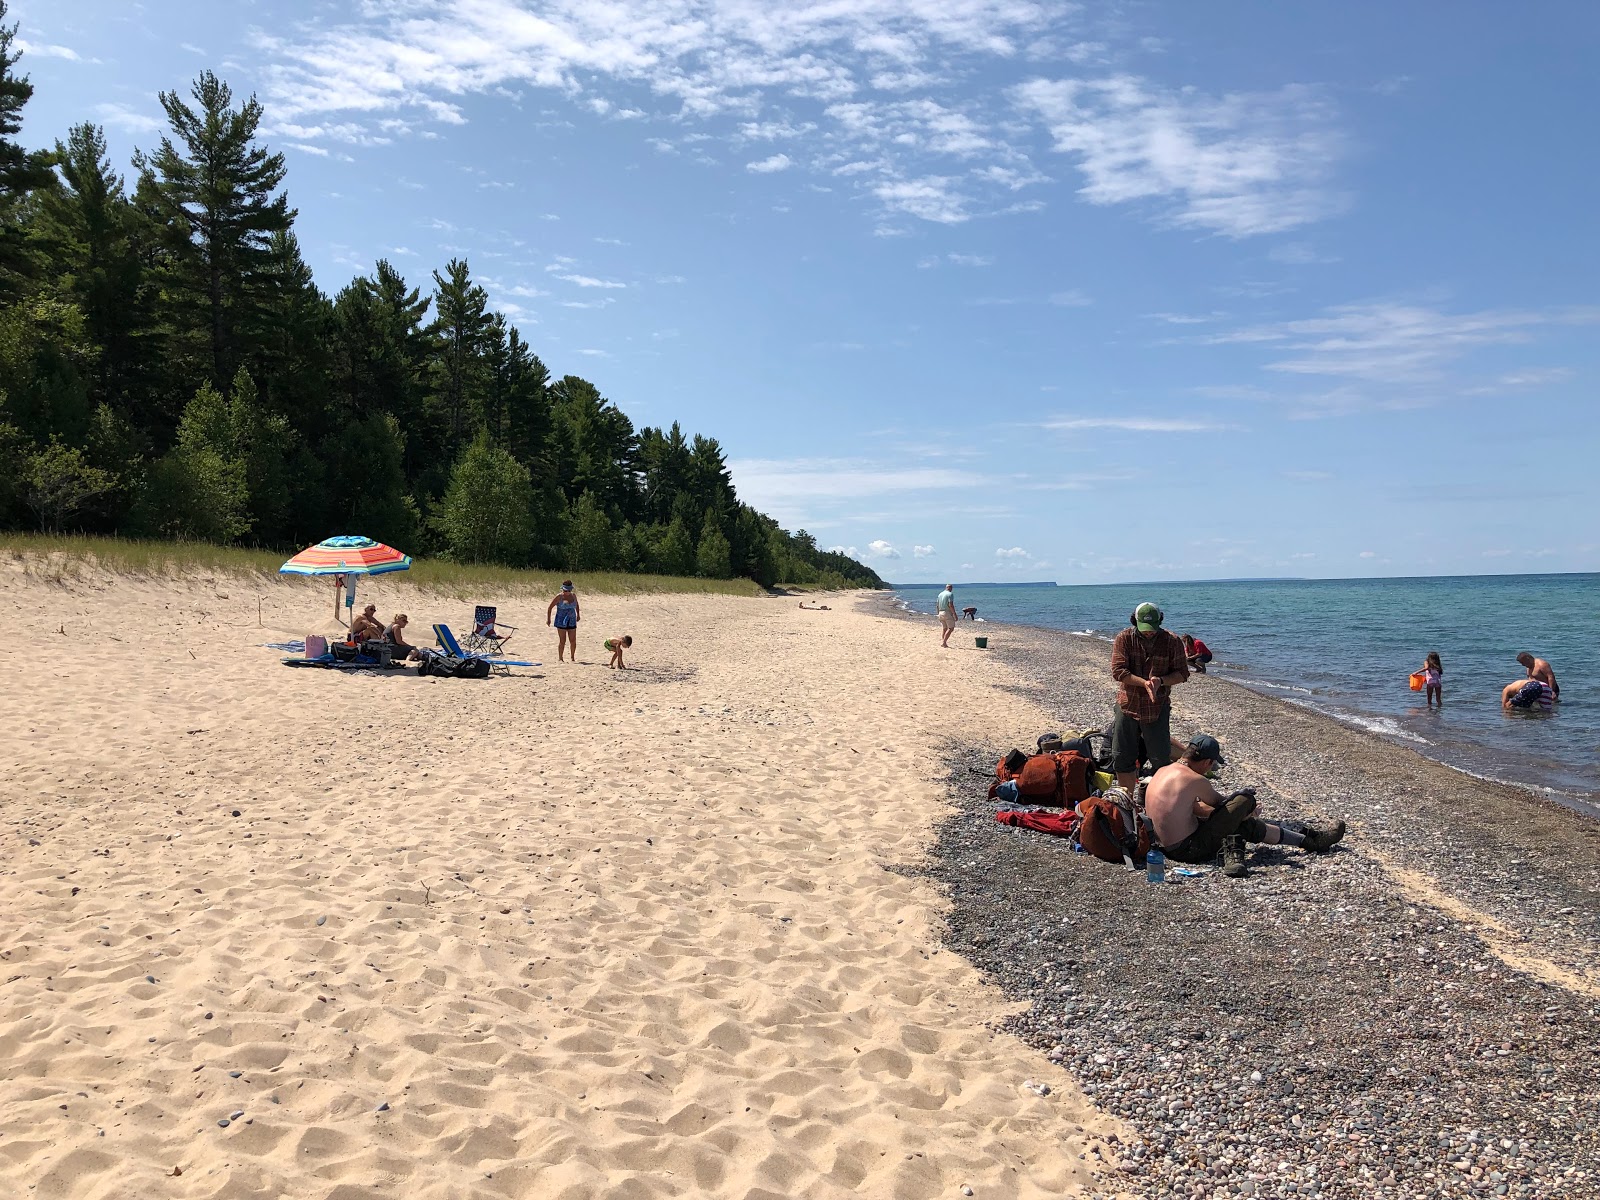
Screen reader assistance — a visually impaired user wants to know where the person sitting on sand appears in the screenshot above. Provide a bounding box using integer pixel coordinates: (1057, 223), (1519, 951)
(384, 613), (421, 661)
(604, 635), (633, 669)
(350, 603), (384, 643)
(1502, 677), (1555, 712)
(1517, 652), (1559, 701)
(1181, 633), (1213, 673)
(1144, 735), (1346, 878)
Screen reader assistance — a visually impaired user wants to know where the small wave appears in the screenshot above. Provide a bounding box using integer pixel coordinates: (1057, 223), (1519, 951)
(1246, 679), (1319, 696)
(1282, 698), (1431, 745)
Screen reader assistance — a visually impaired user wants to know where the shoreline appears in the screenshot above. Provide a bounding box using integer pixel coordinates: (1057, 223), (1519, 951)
(897, 608), (1600, 1199)
(885, 591), (1600, 813)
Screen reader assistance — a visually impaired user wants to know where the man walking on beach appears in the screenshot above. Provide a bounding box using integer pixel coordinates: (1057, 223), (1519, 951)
(1517, 652), (1560, 700)
(1145, 735), (1346, 878)
(1109, 602), (1189, 792)
(936, 584), (957, 648)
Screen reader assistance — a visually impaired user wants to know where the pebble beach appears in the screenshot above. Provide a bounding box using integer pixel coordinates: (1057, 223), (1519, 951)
(3, 559), (1598, 1198)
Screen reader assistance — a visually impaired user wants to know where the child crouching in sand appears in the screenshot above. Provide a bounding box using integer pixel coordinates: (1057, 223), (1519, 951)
(605, 635), (633, 669)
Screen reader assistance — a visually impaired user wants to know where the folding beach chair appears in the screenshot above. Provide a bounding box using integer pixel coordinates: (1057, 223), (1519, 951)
(464, 605), (516, 659)
(431, 623), (535, 677)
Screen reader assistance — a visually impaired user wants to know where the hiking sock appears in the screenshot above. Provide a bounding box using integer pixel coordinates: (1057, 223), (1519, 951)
(1263, 824), (1306, 847)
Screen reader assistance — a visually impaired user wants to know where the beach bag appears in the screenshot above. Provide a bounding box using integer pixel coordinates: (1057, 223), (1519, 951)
(305, 634), (328, 659)
(331, 640), (359, 662)
(1075, 791), (1150, 866)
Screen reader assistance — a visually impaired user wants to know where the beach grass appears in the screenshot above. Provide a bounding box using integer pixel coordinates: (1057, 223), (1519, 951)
(0, 533), (784, 599)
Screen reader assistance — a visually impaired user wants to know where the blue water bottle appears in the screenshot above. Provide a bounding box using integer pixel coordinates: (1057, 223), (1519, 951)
(1145, 844), (1166, 884)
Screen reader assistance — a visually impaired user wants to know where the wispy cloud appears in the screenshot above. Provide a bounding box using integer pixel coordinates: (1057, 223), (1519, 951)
(17, 38), (85, 61)
(556, 273), (627, 289)
(728, 457), (982, 522)
(94, 103), (164, 134)
(1042, 416), (1222, 432)
(1014, 75), (1344, 237)
(746, 153), (794, 173)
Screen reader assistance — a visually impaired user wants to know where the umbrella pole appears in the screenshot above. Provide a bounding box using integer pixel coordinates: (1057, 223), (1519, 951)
(334, 577), (343, 625)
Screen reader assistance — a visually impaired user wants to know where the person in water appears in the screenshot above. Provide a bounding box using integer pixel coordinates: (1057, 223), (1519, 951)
(1421, 651), (1443, 708)
(1502, 677), (1555, 712)
(1517, 652), (1559, 701)
(604, 635), (633, 669)
(546, 581), (581, 662)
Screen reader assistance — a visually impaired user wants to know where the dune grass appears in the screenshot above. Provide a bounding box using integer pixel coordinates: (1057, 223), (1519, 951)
(0, 533), (779, 599)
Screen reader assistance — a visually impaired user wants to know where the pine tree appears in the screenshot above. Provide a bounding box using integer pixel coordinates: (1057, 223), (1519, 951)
(0, 5), (56, 294)
(566, 491), (618, 571)
(427, 257), (491, 458)
(136, 71), (295, 385)
(438, 434), (534, 564)
(695, 512), (732, 579)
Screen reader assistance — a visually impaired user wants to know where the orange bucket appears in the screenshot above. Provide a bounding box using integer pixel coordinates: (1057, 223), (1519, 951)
(1408, 671), (1426, 692)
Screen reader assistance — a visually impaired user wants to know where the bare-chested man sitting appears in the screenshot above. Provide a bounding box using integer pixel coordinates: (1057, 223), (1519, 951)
(1517, 652), (1559, 701)
(1143, 734), (1346, 878)
(350, 603), (384, 643)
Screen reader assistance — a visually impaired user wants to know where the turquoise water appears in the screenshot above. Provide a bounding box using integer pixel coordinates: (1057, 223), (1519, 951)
(895, 575), (1599, 800)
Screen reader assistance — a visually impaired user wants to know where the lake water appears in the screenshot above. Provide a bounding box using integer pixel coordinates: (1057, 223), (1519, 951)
(895, 575), (1599, 803)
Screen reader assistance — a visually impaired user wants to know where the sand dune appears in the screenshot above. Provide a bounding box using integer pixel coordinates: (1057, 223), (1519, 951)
(0, 563), (1119, 1199)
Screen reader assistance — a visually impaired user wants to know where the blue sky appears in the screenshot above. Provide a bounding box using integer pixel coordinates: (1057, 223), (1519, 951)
(13, 0), (1599, 583)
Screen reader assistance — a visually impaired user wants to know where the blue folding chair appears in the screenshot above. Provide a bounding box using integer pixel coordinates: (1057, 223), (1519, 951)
(431, 623), (535, 676)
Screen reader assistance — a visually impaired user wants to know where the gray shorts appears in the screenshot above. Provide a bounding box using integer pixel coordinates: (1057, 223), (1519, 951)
(1109, 706), (1172, 774)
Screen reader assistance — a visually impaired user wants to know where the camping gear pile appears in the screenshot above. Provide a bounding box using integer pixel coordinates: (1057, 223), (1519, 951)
(989, 730), (1153, 868)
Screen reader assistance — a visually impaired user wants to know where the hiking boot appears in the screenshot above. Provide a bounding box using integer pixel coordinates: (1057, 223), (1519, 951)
(1301, 820), (1347, 853)
(1220, 835), (1246, 878)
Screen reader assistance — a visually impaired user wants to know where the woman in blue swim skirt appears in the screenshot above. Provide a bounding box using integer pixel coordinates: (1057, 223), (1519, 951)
(547, 580), (581, 662)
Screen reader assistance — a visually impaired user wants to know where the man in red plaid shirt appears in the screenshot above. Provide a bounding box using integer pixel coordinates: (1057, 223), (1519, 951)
(1110, 602), (1190, 792)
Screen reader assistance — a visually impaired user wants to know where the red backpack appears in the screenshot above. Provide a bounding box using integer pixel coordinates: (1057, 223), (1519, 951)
(1075, 791), (1151, 865)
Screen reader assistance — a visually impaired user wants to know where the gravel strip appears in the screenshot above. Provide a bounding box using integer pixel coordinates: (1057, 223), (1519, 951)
(905, 615), (1600, 1200)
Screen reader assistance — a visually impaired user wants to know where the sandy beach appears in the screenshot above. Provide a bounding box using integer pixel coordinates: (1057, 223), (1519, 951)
(0, 561), (1121, 1200)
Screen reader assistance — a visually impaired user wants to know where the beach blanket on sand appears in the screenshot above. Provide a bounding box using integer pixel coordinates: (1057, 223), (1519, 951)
(282, 653), (389, 670)
(996, 809), (1080, 838)
(264, 640), (307, 653)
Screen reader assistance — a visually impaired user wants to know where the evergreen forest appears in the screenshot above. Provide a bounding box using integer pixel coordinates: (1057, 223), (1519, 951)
(0, 10), (883, 590)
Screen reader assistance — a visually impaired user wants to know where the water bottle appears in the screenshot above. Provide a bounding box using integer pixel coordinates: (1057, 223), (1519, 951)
(1145, 844), (1166, 884)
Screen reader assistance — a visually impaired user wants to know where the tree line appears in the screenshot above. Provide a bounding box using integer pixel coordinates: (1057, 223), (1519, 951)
(0, 9), (883, 591)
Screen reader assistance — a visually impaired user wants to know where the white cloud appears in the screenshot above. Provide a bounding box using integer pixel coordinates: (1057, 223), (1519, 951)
(746, 153), (794, 173)
(1213, 303), (1596, 387)
(946, 253), (993, 267)
(1014, 75), (1344, 237)
(995, 546), (1030, 559)
(1463, 367), (1575, 395)
(557, 273), (627, 289)
(287, 142), (332, 157)
(728, 457), (981, 524)
(1043, 416), (1220, 433)
(1359, 550), (1376, 558)
(577, 348), (609, 357)
(16, 39), (83, 61)
(913, 544), (935, 557)
(873, 176), (969, 224)
(866, 539), (901, 559)
(93, 103), (164, 134)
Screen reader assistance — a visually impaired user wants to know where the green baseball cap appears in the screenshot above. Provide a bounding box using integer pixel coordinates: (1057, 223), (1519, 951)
(1186, 734), (1225, 765)
(1133, 602), (1164, 632)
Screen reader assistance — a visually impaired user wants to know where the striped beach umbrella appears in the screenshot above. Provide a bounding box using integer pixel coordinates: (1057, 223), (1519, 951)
(280, 536), (412, 623)
(279, 535), (412, 577)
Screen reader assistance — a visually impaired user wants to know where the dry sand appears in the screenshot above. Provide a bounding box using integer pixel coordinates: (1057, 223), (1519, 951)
(0, 562), (1120, 1200)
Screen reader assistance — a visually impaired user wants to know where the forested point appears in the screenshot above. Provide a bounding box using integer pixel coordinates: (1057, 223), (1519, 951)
(0, 8), (883, 591)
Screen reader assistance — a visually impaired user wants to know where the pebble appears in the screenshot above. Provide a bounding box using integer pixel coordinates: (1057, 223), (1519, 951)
(316, 916), (327, 926)
(913, 621), (1600, 1200)
(375, 1101), (390, 1112)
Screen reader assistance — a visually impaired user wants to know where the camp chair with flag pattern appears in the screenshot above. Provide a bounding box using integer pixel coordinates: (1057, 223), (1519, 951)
(464, 605), (516, 659)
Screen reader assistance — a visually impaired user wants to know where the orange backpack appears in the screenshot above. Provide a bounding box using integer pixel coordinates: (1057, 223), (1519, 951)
(1075, 792), (1151, 865)
(990, 751), (1095, 807)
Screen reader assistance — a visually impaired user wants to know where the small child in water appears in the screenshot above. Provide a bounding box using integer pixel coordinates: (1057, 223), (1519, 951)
(604, 635), (633, 669)
(1422, 651), (1443, 707)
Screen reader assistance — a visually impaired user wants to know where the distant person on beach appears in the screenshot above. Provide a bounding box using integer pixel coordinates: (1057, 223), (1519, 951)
(1421, 651), (1443, 707)
(1517, 652), (1559, 700)
(936, 584), (956, 648)
(1502, 677), (1555, 712)
(384, 614), (420, 660)
(798, 601), (830, 610)
(547, 581), (580, 662)
(1146, 735), (1347, 878)
(350, 603), (384, 643)
(1181, 633), (1213, 673)
(1110, 603), (1190, 792)
(604, 635), (632, 669)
